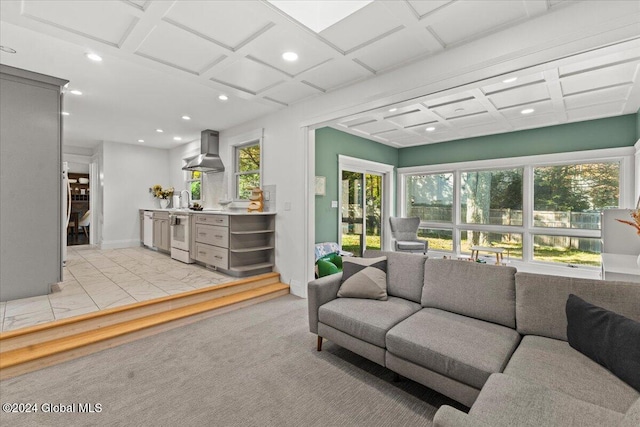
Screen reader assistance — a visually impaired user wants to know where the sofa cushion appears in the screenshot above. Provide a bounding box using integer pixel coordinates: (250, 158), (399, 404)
(421, 260), (517, 328)
(386, 308), (521, 389)
(515, 272), (640, 341)
(364, 251), (427, 303)
(337, 256), (388, 300)
(318, 296), (421, 348)
(621, 398), (640, 427)
(503, 335), (639, 413)
(567, 294), (640, 391)
(467, 373), (623, 427)
(396, 241), (426, 251)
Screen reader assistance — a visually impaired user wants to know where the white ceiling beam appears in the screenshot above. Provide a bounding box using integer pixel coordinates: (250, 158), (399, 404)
(118, 1), (176, 53)
(623, 63), (640, 113)
(468, 88), (514, 131)
(543, 68), (569, 123)
(521, 0), (549, 18)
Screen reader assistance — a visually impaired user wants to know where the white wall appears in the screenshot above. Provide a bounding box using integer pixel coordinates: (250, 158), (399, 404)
(218, 1), (640, 297)
(101, 141), (170, 249)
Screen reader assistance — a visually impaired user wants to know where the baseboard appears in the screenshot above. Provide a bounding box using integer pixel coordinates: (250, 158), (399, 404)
(289, 279), (306, 298)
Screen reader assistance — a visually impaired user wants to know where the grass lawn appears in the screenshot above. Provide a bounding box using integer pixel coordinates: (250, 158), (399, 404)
(341, 234), (600, 266)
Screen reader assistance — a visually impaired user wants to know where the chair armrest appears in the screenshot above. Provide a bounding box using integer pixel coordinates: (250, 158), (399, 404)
(433, 406), (491, 427)
(307, 272), (342, 334)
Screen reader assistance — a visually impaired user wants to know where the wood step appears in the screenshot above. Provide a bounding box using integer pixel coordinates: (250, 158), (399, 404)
(0, 273), (289, 379)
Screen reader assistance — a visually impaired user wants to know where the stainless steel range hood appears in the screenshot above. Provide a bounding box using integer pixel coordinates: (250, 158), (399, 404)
(182, 130), (224, 172)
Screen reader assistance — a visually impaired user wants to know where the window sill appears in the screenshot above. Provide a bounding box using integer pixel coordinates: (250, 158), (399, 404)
(426, 250), (601, 280)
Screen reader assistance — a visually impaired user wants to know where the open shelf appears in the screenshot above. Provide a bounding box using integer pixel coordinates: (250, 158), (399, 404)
(230, 262), (275, 272)
(230, 229), (274, 235)
(230, 246), (274, 253)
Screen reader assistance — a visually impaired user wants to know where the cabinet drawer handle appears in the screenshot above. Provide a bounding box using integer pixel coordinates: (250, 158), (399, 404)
(198, 232), (207, 236)
(215, 235), (223, 238)
(214, 255), (223, 259)
(198, 251), (207, 255)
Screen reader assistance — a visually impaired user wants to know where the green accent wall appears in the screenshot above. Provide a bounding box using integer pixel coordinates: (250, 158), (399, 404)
(315, 127), (398, 244)
(398, 114), (637, 167)
(636, 110), (640, 139)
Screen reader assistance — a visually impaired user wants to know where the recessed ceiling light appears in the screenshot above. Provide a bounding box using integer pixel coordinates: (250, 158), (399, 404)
(61, 112), (70, 116)
(173, 137), (182, 141)
(282, 51), (298, 61)
(521, 108), (535, 115)
(181, 115), (191, 120)
(0, 46), (17, 54)
(70, 90), (83, 95)
(85, 52), (102, 62)
(156, 129), (164, 133)
(426, 127), (436, 132)
(218, 94), (228, 101)
(388, 108), (397, 112)
(138, 139), (144, 143)
(503, 77), (518, 83)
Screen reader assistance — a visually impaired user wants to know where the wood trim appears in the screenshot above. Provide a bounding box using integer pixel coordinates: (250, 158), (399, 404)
(0, 272), (280, 339)
(0, 287), (289, 380)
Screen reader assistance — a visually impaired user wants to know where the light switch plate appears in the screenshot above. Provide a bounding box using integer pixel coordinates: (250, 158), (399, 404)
(284, 202), (291, 211)
(331, 201), (338, 208)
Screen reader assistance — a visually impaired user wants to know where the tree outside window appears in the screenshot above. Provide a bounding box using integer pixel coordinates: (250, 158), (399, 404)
(401, 159), (622, 267)
(235, 142), (260, 199)
(187, 170), (201, 202)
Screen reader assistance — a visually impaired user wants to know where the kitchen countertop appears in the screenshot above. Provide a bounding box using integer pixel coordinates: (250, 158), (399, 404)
(140, 208), (276, 216)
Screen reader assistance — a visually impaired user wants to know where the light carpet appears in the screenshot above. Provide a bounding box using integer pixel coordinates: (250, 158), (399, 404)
(0, 295), (464, 426)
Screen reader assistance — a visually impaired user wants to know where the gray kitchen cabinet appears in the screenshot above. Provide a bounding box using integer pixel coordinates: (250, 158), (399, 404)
(152, 212), (170, 253)
(0, 65), (68, 302)
(193, 213), (275, 277)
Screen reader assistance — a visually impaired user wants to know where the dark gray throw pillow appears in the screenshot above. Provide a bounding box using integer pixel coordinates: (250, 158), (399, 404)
(566, 294), (640, 391)
(337, 256), (387, 300)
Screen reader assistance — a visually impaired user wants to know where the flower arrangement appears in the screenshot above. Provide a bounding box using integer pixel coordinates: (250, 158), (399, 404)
(151, 184), (174, 200)
(615, 198), (640, 236)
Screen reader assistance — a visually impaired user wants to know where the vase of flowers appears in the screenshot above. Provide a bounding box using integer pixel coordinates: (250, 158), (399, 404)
(151, 184), (174, 209)
(615, 198), (640, 268)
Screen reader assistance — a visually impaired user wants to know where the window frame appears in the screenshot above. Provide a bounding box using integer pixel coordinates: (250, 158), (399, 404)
(183, 156), (203, 204)
(229, 129), (264, 202)
(398, 147), (634, 269)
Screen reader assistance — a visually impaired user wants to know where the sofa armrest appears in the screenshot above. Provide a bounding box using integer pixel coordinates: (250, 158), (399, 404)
(433, 406), (492, 427)
(307, 272), (342, 334)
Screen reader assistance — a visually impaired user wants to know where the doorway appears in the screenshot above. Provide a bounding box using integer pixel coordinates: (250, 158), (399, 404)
(338, 155), (394, 257)
(341, 171), (383, 256)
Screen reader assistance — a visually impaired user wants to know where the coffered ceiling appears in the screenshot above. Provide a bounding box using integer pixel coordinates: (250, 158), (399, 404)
(0, 1), (638, 149)
(335, 45), (640, 146)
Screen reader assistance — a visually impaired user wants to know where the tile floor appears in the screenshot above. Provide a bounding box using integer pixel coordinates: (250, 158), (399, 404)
(1, 245), (234, 332)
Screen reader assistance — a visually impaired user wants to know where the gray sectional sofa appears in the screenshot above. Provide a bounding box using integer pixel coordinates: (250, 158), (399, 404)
(307, 251), (640, 426)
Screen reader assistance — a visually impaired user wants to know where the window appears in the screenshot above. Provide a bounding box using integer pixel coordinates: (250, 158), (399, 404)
(405, 173), (453, 223)
(461, 168), (523, 226)
(186, 170), (201, 202)
(234, 142), (261, 200)
(533, 163), (619, 229)
(399, 149), (630, 268)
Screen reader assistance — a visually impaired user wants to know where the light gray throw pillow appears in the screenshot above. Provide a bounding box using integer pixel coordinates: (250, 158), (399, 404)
(337, 256), (388, 300)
